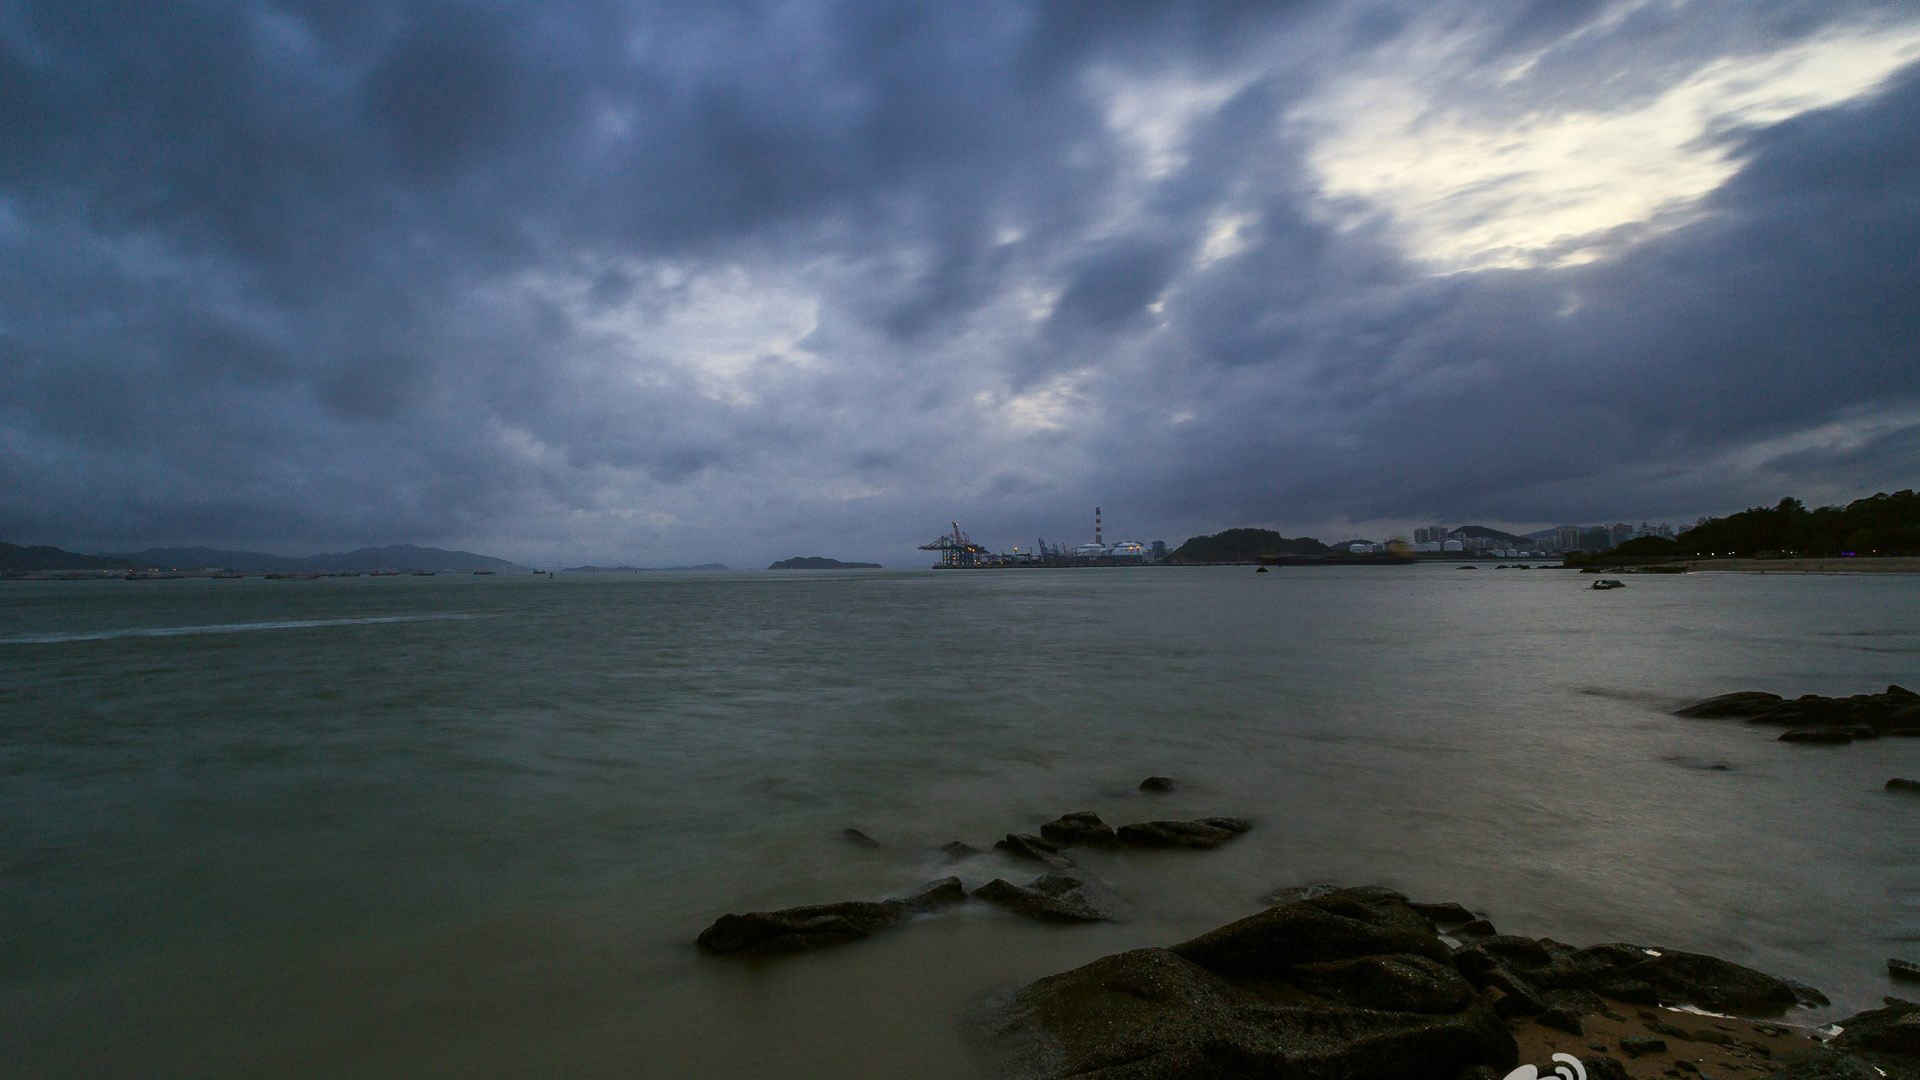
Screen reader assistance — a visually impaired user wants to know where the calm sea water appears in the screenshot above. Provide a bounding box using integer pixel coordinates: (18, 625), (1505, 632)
(3, 566), (1917, 1076)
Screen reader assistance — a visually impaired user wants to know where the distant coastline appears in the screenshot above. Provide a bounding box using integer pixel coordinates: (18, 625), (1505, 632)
(1674, 556), (1920, 573)
(561, 564), (729, 573)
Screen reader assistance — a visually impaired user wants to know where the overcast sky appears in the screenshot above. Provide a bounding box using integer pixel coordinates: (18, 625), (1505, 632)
(4, 1), (1917, 567)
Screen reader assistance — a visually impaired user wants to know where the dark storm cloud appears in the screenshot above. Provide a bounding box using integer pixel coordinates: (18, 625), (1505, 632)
(1, 0), (1916, 565)
(1080, 58), (1920, 532)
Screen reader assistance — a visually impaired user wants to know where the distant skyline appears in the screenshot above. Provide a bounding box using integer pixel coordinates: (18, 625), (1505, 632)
(4, 2), (1917, 570)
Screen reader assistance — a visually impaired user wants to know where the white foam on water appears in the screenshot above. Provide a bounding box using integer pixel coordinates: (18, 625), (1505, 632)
(1665, 1003), (1735, 1019)
(1, 613), (484, 645)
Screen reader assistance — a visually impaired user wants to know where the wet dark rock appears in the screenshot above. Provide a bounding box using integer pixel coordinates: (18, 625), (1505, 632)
(1138, 775), (1174, 792)
(1582, 1056), (1633, 1080)
(841, 827), (881, 849)
(995, 832), (1075, 869)
(1116, 817), (1249, 849)
(1038, 811), (1118, 848)
(985, 945), (1516, 1079)
(975, 884), (1863, 1079)
(1889, 779), (1920, 794)
(1458, 935), (1819, 1016)
(1478, 934), (1557, 968)
(1619, 1034), (1667, 1056)
(1289, 953), (1477, 1013)
(1893, 959), (1920, 982)
(1413, 900), (1480, 925)
(697, 876), (967, 955)
(1543, 987), (1607, 1019)
(973, 874), (1115, 923)
(1483, 966), (1549, 1018)
(1780, 728), (1854, 743)
(1260, 881), (1343, 905)
(1630, 948), (1817, 1013)
(1173, 887), (1452, 977)
(1684, 687), (1920, 739)
(1834, 1000), (1920, 1056)
(1676, 691), (1785, 717)
(1538, 1005), (1584, 1034)
(1453, 918), (1499, 939)
(897, 876), (967, 912)
(696, 900), (907, 955)
(1763, 1049), (1886, 1079)
(1786, 978), (1833, 1008)
(939, 840), (983, 861)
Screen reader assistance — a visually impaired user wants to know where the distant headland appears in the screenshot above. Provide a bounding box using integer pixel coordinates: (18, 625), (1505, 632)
(768, 556), (882, 570)
(0, 541), (522, 576)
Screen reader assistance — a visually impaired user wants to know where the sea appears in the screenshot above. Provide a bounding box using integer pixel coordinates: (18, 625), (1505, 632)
(3, 565), (1917, 1076)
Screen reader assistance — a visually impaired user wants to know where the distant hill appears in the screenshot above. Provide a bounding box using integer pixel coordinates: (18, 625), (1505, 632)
(1450, 525), (1532, 546)
(1168, 529), (1330, 564)
(3, 541), (523, 573)
(562, 563), (730, 572)
(109, 546), (307, 571)
(297, 545), (523, 572)
(0, 541), (132, 572)
(768, 556), (882, 570)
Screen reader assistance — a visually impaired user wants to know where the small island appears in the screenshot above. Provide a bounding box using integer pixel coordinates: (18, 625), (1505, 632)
(767, 556), (882, 570)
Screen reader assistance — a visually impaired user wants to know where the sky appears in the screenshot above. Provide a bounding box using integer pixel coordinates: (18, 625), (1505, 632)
(3, 1), (1918, 567)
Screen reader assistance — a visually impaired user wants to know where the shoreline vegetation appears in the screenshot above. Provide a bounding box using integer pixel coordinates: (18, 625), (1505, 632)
(694, 790), (1920, 1078)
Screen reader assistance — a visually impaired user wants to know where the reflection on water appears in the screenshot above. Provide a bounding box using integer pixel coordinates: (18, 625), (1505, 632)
(2, 568), (1917, 1076)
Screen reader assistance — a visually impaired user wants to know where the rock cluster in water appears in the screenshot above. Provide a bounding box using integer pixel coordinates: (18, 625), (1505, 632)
(1676, 685), (1920, 743)
(694, 804), (1246, 955)
(691, 788), (1920, 1079)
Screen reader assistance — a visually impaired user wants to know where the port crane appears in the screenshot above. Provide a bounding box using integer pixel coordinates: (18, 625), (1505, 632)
(918, 521), (989, 568)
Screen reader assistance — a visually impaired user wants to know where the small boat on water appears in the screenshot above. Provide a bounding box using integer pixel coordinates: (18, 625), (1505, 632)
(1591, 579), (1626, 590)
(1255, 566), (1269, 574)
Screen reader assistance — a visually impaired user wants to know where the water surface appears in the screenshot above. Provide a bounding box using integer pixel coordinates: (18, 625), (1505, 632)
(4, 566), (1916, 1075)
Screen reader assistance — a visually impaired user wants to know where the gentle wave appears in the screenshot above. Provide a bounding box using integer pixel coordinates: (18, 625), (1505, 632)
(1, 613), (484, 645)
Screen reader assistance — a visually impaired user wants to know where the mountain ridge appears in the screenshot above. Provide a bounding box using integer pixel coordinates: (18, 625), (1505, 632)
(1, 541), (523, 573)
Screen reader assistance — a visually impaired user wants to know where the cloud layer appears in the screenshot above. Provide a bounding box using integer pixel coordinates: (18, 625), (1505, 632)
(4, 1), (1917, 565)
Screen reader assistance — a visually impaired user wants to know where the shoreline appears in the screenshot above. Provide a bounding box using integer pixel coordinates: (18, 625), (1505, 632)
(1682, 556), (1920, 573)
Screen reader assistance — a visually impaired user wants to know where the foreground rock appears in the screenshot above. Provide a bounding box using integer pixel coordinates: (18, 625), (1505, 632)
(1678, 685), (1920, 739)
(1453, 934), (1826, 1016)
(983, 886), (1517, 1078)
(974, 874), (1118, 923)
(995, 832), (1076, 869)
(1116, 816), (1252, 849)
(1038, 811), (1117, 847)
(1834, 999), (1920, 1057)
(696, 876), (964, 955)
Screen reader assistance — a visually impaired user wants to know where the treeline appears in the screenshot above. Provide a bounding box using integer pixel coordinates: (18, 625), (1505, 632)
(1601, 491), (1920, 559)
(1168, 529), (1330, 563)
